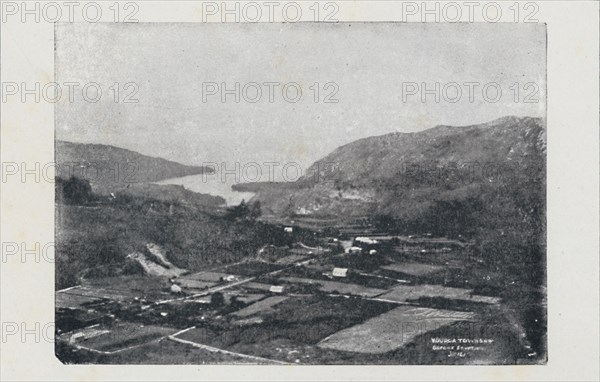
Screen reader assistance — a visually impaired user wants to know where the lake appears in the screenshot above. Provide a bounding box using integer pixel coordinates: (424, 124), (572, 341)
(155, 174), (256, 206)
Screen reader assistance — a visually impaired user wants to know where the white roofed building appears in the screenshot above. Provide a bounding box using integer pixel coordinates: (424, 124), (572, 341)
(332, 268), (348, 277)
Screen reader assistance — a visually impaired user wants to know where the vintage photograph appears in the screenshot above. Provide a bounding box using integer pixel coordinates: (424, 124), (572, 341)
(54, 22), (547, 365)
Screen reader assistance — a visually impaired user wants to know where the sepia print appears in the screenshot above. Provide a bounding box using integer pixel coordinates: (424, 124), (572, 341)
(54, 22), (547, 365)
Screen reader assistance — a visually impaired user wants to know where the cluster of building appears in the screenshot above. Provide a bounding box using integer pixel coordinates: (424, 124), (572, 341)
(345, 236), (381, 255)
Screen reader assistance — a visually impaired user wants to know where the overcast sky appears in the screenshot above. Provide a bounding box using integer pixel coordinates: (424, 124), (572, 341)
(56, 22), (546, 172)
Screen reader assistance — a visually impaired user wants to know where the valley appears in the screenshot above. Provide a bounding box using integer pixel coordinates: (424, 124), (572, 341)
(55, 116), (546, 365)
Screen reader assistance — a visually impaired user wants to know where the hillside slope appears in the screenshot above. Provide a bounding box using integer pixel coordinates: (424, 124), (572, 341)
(56, 140), (213, 193)
(236, 116), (546, 236)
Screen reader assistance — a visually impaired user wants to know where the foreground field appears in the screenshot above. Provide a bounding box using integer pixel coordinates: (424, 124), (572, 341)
(55, 188), (544, 365)
(317, 306), (476, 354)
(57, 232), (542, 365)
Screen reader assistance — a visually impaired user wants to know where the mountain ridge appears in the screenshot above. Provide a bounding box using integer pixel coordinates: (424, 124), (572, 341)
(55, 140), (224, 206)
(234, 116), (546, 237)
(56, 140), (213, 190)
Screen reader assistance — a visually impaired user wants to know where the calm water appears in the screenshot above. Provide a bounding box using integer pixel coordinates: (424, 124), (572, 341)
(156, 174), (256, 206)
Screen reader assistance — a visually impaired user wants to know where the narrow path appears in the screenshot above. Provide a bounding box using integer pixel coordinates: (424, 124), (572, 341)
(167, 329), (291, 365)
(68, 333), (170, 355)
(145, 251), (326, 309)
(145, 277), (256, 308)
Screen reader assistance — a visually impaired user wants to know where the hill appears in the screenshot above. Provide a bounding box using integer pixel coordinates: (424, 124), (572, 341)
(235, 116), (545, 235)
(56, 140), (213, 194)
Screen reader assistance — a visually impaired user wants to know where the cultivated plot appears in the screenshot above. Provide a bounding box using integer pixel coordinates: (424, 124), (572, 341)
(318, 306), (476, 354)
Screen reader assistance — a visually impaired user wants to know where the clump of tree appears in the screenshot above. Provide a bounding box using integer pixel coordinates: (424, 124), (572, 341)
(225, 200), (261, 221)
(56, 176), (94, 205)
(210, 292), (225, 307)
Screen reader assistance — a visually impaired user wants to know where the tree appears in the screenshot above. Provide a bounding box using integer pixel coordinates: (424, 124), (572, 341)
(230, 296), (245, 309)
(210, 292), (225, 307)
(56, 176), (93, 205)
(225, 199), (261, 221)
(373, 214), (396, 233)
(250, 200), (262, 219)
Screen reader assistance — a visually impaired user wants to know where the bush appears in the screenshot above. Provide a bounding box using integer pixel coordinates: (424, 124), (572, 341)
(56, 176), (94, 205)
(210, 292), (225, 307)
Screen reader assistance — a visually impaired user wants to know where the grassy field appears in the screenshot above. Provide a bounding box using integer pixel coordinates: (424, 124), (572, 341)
(230, 296), (289, 317)
(176, 295), (396, 359)
(378, 284), (473, 302)
(318, 306), (476, 354)
(57, 337), (260, 364)
(63, 322), (178, 353)
(381, 262), (445, 277)
(279, 277), (387, 297)
(223, 261), (284, 277)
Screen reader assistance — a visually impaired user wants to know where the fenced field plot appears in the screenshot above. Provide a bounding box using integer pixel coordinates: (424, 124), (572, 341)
(318, 306), (476, 354)
(378, 284), (501, 304)
(380, 262), (445, 277)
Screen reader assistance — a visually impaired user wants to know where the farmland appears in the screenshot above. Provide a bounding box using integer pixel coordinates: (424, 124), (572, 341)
(56, 218), (542, 365)
(55, 167), (545, 365)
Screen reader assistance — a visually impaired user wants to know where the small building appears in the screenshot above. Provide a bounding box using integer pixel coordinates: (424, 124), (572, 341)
(224, 275), (237, 282)
(69, 332), (86, 343)
(170, 284), (182, 294)
(332, 268), (348, 278)
(355, 236), (379, 245)
(369, 249), (378, 255)
(284, 227), (294, 233)
(347, 246), (362, 254)
(269, 285), (284, 293)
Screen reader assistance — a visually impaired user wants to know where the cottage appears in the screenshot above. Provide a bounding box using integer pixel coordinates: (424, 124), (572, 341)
(70, 332), (86, 343)
(284, 227), (293, 233)
(355, 236), (379, 245)
(269, 285), (284, 293)
(347, 246), (362, 254)
(332, 268), (348, 278)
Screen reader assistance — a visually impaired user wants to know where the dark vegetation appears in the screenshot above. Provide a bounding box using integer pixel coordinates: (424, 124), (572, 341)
(180, 295), (396, 350)
(55, 178), (319, 290)
(224, 200), (262, 221)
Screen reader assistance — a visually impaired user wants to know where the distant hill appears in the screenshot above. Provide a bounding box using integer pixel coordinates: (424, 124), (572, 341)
(56, 140), (213, 193)
(55, 140), (224, 206)
(235, 116), (546, 237)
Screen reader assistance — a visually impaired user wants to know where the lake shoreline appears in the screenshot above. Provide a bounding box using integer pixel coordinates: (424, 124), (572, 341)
(155, 174), (256, 206)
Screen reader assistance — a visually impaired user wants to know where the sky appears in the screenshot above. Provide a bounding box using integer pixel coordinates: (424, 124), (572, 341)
(56, 22), (546, 175)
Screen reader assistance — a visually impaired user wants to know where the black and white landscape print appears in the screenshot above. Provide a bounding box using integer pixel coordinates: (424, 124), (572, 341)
(54, 22), (546, 364)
